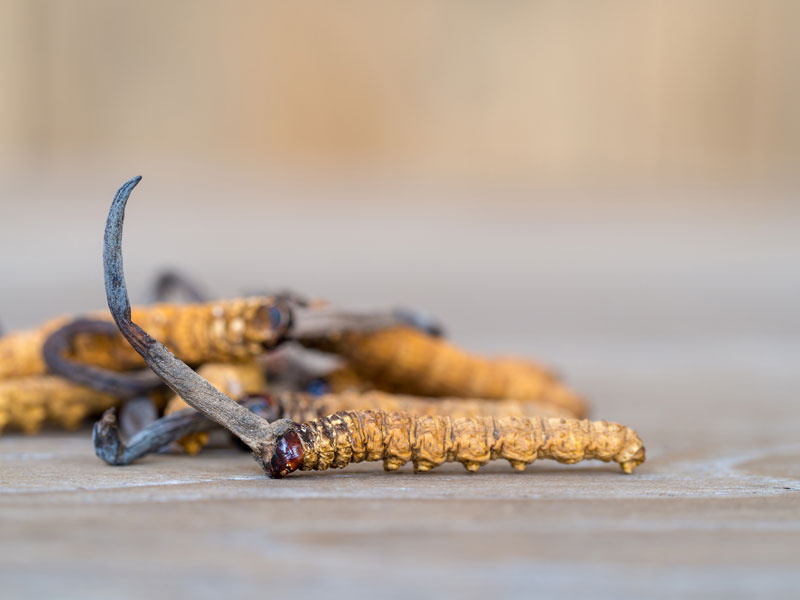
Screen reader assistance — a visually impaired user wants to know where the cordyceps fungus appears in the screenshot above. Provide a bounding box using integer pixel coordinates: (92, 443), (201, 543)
(103, 177), (291, 475)
(103, 177), (645, 478)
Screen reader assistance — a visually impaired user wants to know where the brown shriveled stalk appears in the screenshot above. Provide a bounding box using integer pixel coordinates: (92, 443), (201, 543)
(162, 361), (267, 455)
(103, 176), (645, 478)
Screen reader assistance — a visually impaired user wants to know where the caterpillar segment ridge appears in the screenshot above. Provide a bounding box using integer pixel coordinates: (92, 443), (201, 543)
(266, 410), (645, 478)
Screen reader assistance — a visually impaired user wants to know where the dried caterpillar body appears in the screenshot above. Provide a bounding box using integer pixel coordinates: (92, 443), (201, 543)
(88, 389), (576, 465)
(0, 298), (288, 380)
(0, 376), (116, 434)
(274, 390), (572, 423)
(0, 317), (72, 381)
(315, 327), (588, 418)
(164, 361), (267, 454)
(266, 411), (645, 478)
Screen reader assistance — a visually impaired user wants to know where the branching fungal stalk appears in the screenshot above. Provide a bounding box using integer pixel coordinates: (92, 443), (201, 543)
(103, 176), (645, 478)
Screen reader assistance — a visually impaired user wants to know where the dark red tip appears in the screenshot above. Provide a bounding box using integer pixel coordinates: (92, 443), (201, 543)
(267, 429), (305, 479)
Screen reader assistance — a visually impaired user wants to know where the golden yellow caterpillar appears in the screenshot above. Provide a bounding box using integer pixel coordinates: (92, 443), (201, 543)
(0, 376), (116, 434)
(164, 361), (267, 454)
(167, 372), (567, 456)
(314, 326), (588, 418)
(0, 298), (286, 380)
(267, 411), (645, 478)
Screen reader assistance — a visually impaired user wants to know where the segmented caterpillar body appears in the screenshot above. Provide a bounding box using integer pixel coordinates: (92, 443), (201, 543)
(311, 327), (588, 418)
(0, 298), (287, 380)
(265, 410), (645, 478)
(0, 376), (116, 434)
(166, 384), (573, 456)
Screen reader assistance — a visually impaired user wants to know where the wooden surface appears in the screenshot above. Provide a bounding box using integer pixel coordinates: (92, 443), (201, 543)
(1, 184), (798, 599)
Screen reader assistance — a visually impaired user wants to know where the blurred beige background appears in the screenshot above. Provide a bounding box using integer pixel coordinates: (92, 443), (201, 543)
(1, 0), (799, 183)
(0, 1), (797, 340)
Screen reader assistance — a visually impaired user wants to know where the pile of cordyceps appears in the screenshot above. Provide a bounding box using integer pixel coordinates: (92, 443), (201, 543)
(0, 177), (645, 478)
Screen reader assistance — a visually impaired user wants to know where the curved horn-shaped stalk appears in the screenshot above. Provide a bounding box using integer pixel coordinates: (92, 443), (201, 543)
(103, 176), (280, 452)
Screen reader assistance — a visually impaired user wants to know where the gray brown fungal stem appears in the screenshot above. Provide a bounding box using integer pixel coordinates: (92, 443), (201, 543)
(93, 396), (278, 465)
(93, 405), (207, 465)
(103, 176), (283, 459)
(43, 318), (163, 398)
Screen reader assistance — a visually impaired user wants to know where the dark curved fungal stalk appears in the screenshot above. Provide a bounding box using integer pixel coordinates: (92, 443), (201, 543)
(43, 318), (163, 398)
(104, 177), (292, 471)
(93, 406), (208, 465)
(92, 395), (277, 465)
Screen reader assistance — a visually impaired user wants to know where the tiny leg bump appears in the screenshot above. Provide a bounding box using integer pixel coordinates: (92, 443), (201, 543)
(284, 410), (645, 476)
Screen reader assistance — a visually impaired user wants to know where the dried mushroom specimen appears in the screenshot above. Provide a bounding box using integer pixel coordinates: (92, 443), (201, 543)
(102, 176), (645, 478)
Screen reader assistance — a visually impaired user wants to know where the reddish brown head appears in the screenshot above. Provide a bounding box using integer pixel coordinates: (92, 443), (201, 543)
(266, 429), (305, 479)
